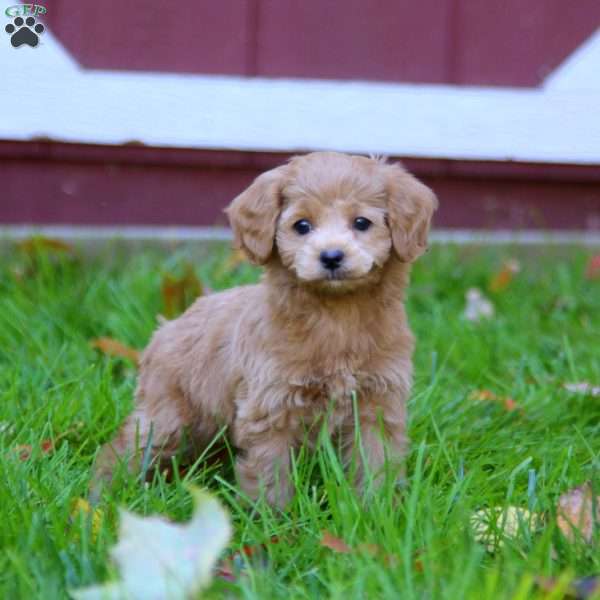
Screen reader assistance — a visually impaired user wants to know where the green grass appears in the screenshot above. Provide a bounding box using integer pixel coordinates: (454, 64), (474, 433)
(1, 242), (599, 599)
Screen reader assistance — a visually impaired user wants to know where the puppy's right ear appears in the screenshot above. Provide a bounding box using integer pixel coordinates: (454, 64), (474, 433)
(384, 163), (438, 263)
(225, 166), (288, 265)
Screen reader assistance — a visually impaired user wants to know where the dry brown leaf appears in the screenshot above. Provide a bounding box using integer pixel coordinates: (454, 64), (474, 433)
(90, 337), (140, 364)
(14, 439), (54, 461)
(469, 390), (521, 412)
(320, 530), (352, 553)
(489, 259), (521, 293)
(161, 265), (203, 318)
(585, 255), (600, 280)
(557, 483), (599, 544)
(319, 532), (401, 566)
(17, 236), (75, 255)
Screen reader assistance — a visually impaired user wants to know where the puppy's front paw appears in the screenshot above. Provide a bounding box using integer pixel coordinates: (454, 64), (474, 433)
(235, 436), (294, 508)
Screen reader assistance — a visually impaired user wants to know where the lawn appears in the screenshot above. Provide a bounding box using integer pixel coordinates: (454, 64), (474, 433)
(1, 241), (599, 599)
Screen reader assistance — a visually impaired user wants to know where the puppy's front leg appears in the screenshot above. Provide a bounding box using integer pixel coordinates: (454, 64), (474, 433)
(235, 428), (295, 508)
(345, 394), (408, 493)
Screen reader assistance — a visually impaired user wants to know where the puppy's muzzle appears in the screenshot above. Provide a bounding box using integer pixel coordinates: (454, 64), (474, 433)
(320, 249), (345, 271)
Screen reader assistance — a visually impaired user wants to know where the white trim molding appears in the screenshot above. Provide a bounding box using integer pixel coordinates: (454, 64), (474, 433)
(1, 0), (599, 166)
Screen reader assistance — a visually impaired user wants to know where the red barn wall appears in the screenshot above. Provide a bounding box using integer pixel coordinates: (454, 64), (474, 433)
(3, 0), (600, 231)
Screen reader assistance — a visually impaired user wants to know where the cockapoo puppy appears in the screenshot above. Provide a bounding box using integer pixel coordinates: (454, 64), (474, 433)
(93, 151), (437, 506)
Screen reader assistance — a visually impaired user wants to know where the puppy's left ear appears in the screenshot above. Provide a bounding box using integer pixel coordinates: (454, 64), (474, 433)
(384, 163), (438, 262)
(225, 165), (288, 265)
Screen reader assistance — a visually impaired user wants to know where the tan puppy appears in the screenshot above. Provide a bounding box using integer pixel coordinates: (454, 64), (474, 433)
(94, 152), (437, 506)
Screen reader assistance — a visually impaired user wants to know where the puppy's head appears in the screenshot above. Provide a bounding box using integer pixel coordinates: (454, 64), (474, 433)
(225, 152), (437, 292)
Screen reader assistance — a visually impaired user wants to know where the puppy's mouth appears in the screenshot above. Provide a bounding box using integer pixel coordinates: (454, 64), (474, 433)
(306, 265), (381, 292)
(324, 270), (350, 281)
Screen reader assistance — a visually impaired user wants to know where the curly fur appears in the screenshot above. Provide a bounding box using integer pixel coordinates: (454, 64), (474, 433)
(93, 151), (438, 507)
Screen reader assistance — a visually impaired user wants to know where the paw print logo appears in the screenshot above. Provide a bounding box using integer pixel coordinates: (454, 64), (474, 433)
(5, 16), (45, 48)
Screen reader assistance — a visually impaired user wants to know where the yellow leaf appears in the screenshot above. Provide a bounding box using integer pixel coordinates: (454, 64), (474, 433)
(471, 506), (542, 552)
(71, 498), (104, 541)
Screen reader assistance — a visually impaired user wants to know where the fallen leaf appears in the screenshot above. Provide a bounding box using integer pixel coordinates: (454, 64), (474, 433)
(90, 338), (140, 365)
(14, 439), (54, 461)
(564, 383), (600, 398)
(557, 483), (599, 544)
(17, 236), (75, 256)
(471, 506), (542, 552)
(161, 265), (204, 318)
(319, 531), (401, 567)
(585, 255), (600, 280)
(489, 259), (521, 293)
(71, 498), (104, 541)
(414, 557), (424, 572)
(463, 288), (495, 323)
(14, 444), (33, 461)
(321, 530), (352, 553)
(469, 390), (521, 412)
(70, 487), (231, 600)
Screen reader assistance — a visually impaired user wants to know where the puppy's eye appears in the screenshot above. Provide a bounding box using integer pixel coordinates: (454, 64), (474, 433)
(353, 217), (372, 231)
(293, 219), (312, 235)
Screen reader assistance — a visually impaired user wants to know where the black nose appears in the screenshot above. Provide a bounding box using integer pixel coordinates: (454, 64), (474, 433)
(320, 249), (345, 270)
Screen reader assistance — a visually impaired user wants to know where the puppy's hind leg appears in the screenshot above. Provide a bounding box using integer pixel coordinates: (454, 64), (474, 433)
(90, 390), (191, 502)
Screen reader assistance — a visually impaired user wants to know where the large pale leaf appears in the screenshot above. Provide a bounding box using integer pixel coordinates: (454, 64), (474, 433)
(471, 506), (542, 552)
(71, 488), (231, 600)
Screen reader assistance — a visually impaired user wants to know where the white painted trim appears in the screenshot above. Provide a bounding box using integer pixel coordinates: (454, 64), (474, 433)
(1, 1), (599, 165)
(2, 225), (600, 247)
(0, 225), (233, 243)
(544, 28), (600, 91)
